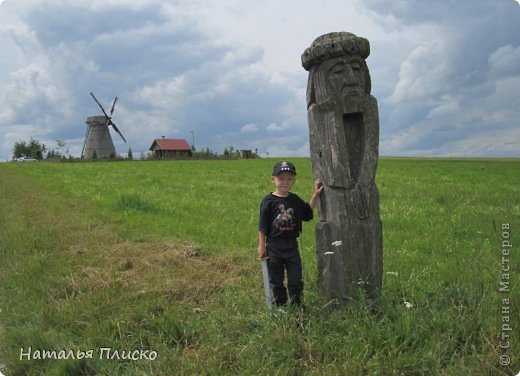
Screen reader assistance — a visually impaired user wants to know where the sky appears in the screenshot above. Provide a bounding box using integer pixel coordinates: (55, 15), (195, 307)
(0, 0), (519, 160)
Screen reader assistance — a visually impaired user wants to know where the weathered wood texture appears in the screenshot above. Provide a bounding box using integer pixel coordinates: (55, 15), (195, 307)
(302, 32), (383, 303)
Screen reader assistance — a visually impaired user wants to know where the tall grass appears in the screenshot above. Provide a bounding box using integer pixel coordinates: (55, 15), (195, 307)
(0, 158), (518, 375)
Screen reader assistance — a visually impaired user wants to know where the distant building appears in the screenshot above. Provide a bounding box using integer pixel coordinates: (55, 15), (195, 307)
(237, 149), (254, 159)
(149, 138), (192, 159)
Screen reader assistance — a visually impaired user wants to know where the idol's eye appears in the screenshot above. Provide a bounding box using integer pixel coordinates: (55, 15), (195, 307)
(351, 62), (361, 71)
(330, 62), (346, 75)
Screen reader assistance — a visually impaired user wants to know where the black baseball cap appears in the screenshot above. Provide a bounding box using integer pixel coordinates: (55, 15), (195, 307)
(272, 161), (297, 176)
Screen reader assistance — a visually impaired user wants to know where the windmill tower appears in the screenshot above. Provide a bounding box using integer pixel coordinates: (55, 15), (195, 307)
(82, 92), (127, 159)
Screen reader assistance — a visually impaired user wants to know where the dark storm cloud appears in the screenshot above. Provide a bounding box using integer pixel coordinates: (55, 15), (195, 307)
(365, 0), (520, 156)
(0, 0), (519, 159)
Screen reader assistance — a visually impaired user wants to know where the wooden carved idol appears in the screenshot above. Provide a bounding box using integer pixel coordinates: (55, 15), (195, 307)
(302, 32), (383, 304)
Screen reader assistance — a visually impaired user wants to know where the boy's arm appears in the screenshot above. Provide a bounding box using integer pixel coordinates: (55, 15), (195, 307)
(308, 179), (324, 209)
(258, 231), (267, 259)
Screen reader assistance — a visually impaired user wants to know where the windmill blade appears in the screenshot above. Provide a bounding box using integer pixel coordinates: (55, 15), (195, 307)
(90, 91), (126, 143)
(111, 122), (127, 143)
(90, 92), (111, 120)
(110, 96), (118, 116)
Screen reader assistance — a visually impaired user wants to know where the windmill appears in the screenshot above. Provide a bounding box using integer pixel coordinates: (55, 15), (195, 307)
(81, 92), (127, 159)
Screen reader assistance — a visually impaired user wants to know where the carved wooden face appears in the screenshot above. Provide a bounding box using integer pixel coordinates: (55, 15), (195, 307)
(307, 55), (371, 108)
(323, 57), (367, 99)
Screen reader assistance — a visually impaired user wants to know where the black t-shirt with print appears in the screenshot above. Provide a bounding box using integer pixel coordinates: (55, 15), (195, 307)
(258, 192), (313, 239)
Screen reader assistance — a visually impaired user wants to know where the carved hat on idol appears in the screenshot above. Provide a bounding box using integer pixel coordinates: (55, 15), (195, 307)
(301, 31), (370, 71)
(272, 161), (297, 176)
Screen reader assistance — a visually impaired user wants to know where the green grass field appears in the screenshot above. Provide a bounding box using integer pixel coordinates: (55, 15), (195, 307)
(0, 158), (518, 375)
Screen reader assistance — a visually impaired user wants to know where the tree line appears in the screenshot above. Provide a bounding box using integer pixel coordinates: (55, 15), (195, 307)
(11, 138), (259, 161)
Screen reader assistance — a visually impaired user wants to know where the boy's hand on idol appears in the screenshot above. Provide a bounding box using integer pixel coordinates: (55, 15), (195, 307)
(314, 179), (324, 195)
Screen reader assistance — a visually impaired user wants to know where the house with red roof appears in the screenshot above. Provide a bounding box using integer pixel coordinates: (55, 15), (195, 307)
(149, 138), (192, 159)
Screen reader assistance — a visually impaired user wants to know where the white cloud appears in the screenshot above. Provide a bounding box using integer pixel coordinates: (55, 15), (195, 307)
(240, 123), (258, 133)
(488, 44), (520, 79)
(390, 41), (451, 104)
(426, 96), (460, 119)
(266, 123), (283, 133)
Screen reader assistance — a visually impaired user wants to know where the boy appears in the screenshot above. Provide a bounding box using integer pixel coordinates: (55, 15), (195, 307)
(258, 161), (323, 307)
